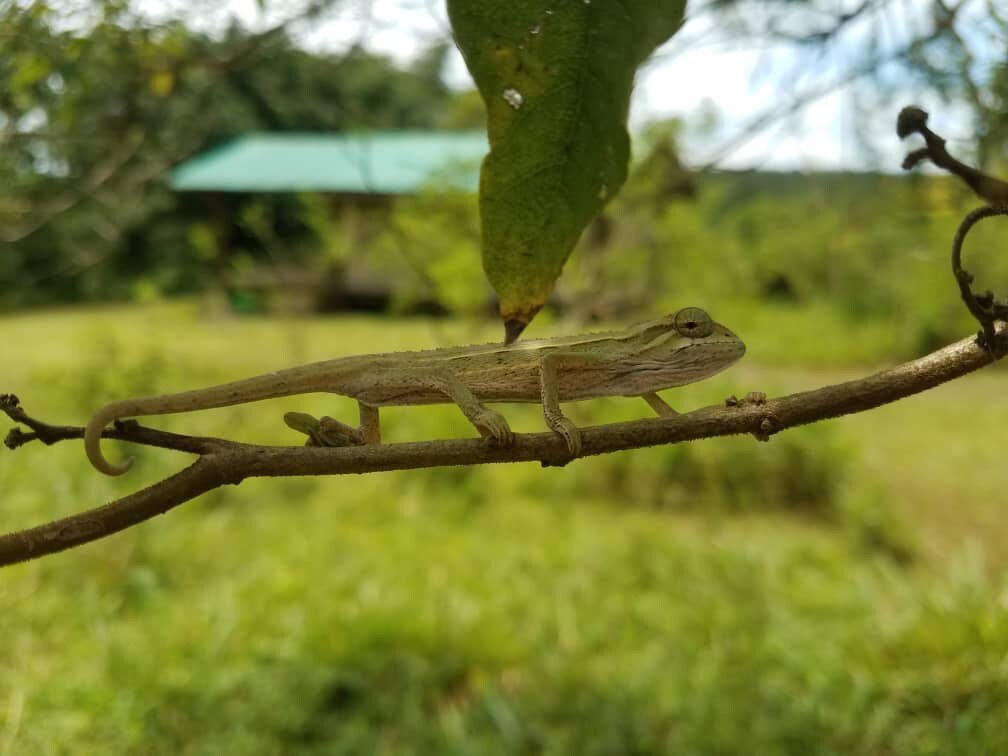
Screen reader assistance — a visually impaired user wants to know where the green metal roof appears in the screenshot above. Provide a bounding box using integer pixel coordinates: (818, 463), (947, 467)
(170, 131), (487, 194)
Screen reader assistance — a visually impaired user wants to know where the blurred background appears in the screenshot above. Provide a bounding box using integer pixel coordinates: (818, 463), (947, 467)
(2, 1), (1007, 753)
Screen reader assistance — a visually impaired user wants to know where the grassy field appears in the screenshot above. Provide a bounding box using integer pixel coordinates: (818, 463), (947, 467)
(1, 302), (1006, 755)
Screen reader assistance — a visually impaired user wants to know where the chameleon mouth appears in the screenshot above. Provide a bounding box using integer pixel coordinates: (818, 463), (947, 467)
(636, 336), (745, 374)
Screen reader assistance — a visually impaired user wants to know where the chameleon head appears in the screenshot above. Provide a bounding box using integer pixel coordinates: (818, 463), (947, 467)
(630, 306), (745, 390)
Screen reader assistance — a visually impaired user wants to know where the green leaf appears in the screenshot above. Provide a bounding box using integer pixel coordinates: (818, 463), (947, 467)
(448, 0), (687, 340)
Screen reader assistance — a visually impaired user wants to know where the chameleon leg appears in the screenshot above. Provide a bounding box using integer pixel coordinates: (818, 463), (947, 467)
(358, 402), (381, 444)
(417, 371), (513, 445)
(539, 352), (592, 457)
(317, 417), (365, 446)
(641, 391), (679, 418)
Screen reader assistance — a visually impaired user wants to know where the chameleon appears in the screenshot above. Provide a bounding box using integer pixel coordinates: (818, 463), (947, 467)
(84, 306), (745, 475)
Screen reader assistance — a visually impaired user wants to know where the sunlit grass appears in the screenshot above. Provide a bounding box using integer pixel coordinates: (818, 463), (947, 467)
(1, 303), (1006, 755)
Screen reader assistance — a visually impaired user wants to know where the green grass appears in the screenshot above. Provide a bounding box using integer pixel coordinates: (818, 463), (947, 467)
(1, 303), (1007, 755)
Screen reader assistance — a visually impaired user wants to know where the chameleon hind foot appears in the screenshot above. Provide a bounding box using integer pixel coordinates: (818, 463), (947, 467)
(283, 412), (365, 447)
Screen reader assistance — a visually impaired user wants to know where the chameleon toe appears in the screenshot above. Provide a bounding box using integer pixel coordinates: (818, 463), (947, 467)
(476, 407), (513, 445)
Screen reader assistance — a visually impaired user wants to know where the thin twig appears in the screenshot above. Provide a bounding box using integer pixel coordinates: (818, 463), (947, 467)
(951, 207), (1008, 348)
(1, 326), (1002, 566)
(898, 107), (1008, 346)
(897, 106), (1008, 207)
(2, 394), (234, 455)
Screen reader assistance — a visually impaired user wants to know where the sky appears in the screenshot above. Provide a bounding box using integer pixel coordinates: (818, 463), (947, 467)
(167, 0), (993, 172)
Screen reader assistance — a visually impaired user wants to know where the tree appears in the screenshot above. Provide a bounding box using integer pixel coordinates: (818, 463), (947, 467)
(680, 0), (1005, 170)
(0, 0), (456, 307)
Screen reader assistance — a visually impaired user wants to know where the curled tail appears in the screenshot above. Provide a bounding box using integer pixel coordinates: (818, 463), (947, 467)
(85, 400), (139, 476)
(84, 358), (360, 475)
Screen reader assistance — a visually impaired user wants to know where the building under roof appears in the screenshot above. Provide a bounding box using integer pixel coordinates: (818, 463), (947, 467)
(170, 131), (487, 195)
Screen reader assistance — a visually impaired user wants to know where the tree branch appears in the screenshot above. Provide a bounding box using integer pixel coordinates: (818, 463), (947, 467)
(1, 326), (1003, 566)
(0, 458), (231, 565)
(2, 393), (232, 456)
(898, 107), (1008, 346)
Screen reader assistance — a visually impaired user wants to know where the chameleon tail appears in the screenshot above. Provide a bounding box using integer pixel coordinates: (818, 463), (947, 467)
(83, 359), (360, 475)
(85, 400), (138, 476)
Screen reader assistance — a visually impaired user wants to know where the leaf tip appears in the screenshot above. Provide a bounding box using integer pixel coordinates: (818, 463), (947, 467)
(503, 319), (528, 345)
(500, 302), (543, 343)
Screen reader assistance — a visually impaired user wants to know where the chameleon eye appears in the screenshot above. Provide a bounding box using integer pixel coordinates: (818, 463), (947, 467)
(673, 307), (714, 338)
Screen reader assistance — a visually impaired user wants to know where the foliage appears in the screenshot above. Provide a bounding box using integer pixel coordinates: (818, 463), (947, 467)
(277, 155), (1005, 360)
(2, 307), (1007, 754)
(0, 1), (457, 309)
(555, 158), (1007, 355)
(4, 1), (1006, 331)
(4, 3), (1007, 753)
(692, 0), (1005, 173)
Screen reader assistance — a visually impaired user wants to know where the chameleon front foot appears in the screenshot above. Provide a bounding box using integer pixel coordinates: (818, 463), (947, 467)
(724, 391), (777, 441)
(725, 391), (768, 407)
(472, 407), (514, 446)
(545, 414), (582, 457)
